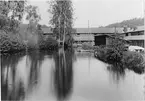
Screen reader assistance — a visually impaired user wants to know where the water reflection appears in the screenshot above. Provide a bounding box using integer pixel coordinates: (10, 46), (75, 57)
(1, 49), (75, 101)
(1, 50), (144, 101)
(1, 52), (26, 101)
(107, 64), (125, 84)
(26, 51), (45, 93)
(53, 49), (74, 101)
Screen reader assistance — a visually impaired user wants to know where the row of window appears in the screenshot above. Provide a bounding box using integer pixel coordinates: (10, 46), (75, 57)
(129, 40), (144, 48)
(125, 31), (144, 36)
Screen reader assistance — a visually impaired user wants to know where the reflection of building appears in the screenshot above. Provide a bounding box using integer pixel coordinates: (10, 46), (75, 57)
(121, 26), (145, 47)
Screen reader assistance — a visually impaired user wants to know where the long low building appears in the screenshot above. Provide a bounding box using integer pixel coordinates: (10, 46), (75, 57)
(72, 27), (124, 46)
(41, 25), (144, 47)
(121, 26), (145, 48)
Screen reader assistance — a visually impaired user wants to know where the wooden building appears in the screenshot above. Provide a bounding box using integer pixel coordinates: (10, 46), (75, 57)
(72, 27), (123, 46)
(122, 26), (145, 48)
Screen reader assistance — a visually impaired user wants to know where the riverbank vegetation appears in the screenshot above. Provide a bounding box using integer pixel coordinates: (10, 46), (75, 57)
(0, 0), (75, 53)
(0, 0), (60, 53)
(95, 36), (145, 74)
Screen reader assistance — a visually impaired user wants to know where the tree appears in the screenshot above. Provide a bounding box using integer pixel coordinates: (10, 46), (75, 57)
(25, 5), (41, 33)
(25, 5), (41, 49)
(48, 0), (73, 47)
(0, 0), (26, 32)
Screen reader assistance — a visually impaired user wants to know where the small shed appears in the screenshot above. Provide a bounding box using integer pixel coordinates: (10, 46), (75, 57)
(94, 34), (128, 46)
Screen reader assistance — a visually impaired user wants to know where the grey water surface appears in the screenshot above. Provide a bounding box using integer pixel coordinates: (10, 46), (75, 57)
(1, 50), (145, 101)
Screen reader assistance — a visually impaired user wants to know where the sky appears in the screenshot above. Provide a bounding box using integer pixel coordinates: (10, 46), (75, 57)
(24, 0), (144, 28)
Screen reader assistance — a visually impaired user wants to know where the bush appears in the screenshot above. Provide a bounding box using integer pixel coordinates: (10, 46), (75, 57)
(122, 52), (145, 73)
(82, 42), (94, 50)
(38, 37), (58, 50)
(0, 30), (26, 53)
(95, 45), (108, 62)
(96, 45), (145, 73)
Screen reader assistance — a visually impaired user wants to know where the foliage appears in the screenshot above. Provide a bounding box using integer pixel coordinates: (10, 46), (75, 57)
(108, 36), (126, 61)
(25, 5), (41, 24)
(95, 45), (145, 74)
(0, 0), (26, 32)
(82, 42), (94, 50)
(95, 35), (126, 63)
(122, 52), (145, 74)
(48, 0), (73, 46)
(39, 37), (58, 50)
(95, 45), (108, 62)
(0, 30), (25, 53)
(25, 5), (41, 35)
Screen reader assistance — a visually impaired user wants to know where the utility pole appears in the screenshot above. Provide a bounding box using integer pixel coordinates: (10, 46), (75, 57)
(88, 20), (91, 74)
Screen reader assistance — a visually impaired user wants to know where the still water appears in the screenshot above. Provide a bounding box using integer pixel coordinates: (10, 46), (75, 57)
(1, 49), (145, 101)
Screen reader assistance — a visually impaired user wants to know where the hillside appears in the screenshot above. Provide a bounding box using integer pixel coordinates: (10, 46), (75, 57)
(105, 18), (144, 28)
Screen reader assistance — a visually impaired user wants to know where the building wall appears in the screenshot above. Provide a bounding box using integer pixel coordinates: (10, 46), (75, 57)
(72, 33), (94, 45)
(106, 37), (113, 46)
(72, 33), (94, 41)
(129, 40), (144, 48)
(123, 31), (145, 47)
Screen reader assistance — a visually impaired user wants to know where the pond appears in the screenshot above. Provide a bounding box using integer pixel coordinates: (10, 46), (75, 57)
(1, 49), (145, 101)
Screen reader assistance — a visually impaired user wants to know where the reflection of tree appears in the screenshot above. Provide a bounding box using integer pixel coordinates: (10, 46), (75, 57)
(1, 51), (47, 101)
(107, 64), (125, 84)
(53, 48), (74, 101)
(27, 51), (43, 90)
(1, 52), (26, 101)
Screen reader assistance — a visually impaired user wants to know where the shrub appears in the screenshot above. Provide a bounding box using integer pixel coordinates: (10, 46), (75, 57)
(95, 45), (108, 62)
(0, 30), (26, 53)
(82, 42), (94, 50)
(38, 37), (58, 50)
(122, 51), (145, 74)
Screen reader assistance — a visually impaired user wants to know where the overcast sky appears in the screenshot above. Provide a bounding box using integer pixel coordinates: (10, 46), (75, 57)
(25, 0), (144, 28)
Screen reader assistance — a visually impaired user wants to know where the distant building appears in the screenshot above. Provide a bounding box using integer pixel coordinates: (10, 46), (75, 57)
(41, 27), (125, 46)
(121, 26), (145, 47)
(28, 24), (144, 47)
(72, 27), (124, 46)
